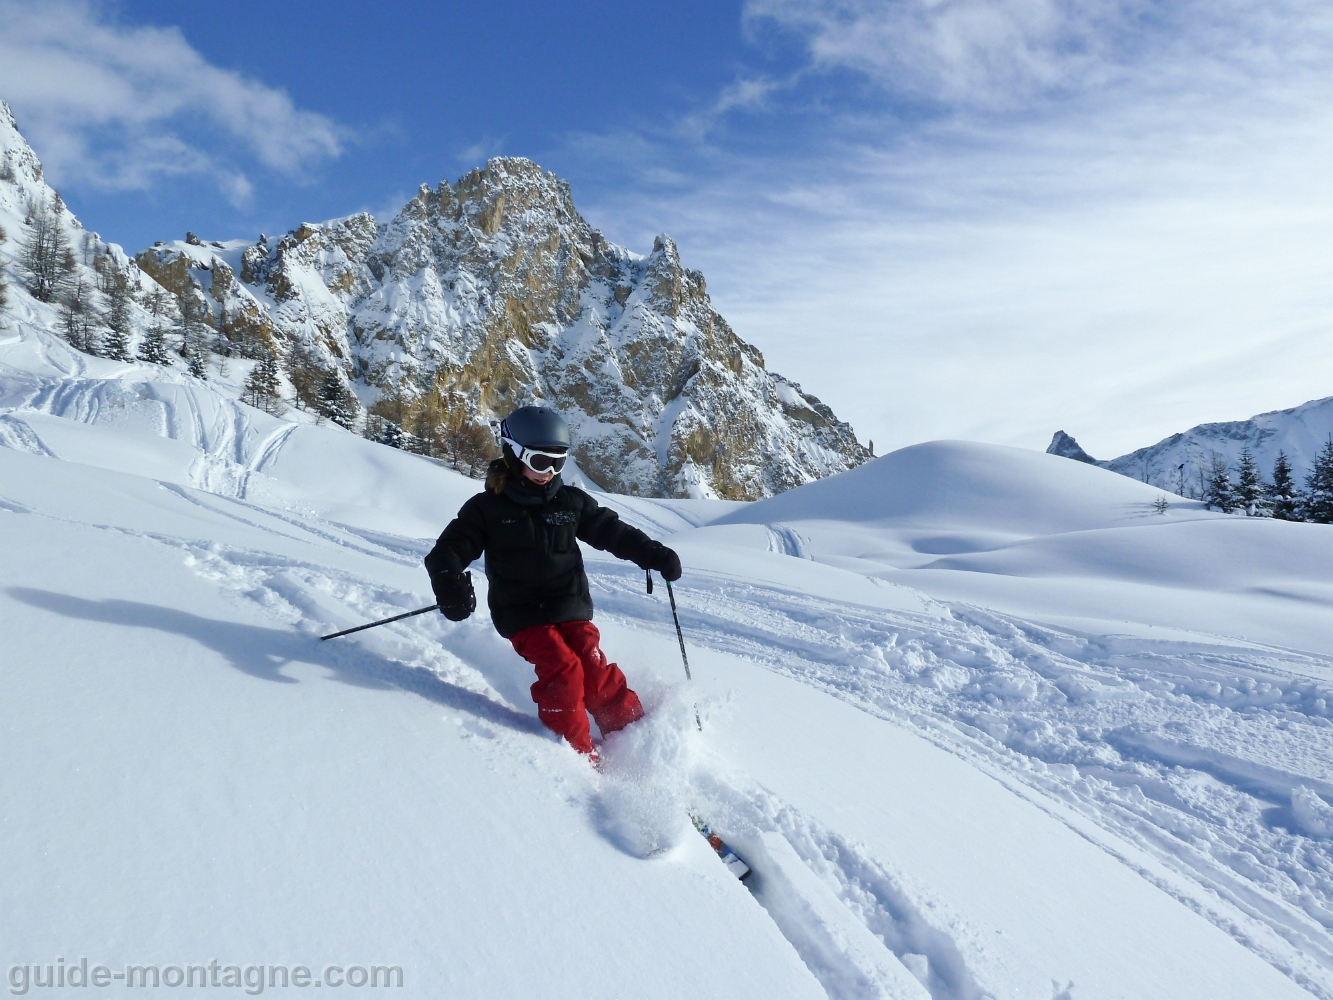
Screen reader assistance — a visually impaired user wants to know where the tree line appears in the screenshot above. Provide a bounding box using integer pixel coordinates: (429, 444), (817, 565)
(10, 194), (179, 368)
(5, 196), (495, 477)
(1199, 444), (1333, 523)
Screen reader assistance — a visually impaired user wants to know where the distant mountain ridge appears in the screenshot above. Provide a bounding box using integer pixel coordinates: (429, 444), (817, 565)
(1048, 395), (1333, 493)
(0, 100), (868, 499)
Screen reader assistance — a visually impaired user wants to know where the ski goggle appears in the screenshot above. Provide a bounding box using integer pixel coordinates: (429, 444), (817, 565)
(502, 437), (568, 474)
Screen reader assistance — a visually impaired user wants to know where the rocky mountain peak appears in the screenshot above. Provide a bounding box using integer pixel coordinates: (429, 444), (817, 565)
(1047, 430), (1098, 464)
(0, 104), (868, 499)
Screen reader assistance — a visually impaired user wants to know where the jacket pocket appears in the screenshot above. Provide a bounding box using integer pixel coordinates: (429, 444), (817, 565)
(549, 522), (577, 554)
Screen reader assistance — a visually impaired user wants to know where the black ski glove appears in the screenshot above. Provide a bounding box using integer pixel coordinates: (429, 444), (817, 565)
(643, 542), (682, 582)
(432, 570), (476, 622)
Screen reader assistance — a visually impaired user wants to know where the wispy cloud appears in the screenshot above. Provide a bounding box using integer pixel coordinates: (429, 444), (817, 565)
(745, 0), (1128, 106)
(569, 1), (1333, 457)
(673, 76), (786, 143)
(0, 0), (345, 205)
(456, 137), (508, 169)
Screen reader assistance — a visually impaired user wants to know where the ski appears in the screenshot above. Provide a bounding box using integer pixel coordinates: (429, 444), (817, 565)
(692, 815), (752, 881)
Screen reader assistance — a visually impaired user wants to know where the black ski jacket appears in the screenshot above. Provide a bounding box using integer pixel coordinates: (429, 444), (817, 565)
(424, 476), (659, 638)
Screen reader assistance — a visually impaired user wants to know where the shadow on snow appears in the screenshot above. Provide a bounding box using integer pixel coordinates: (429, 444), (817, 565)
(7, 587), (542, 740)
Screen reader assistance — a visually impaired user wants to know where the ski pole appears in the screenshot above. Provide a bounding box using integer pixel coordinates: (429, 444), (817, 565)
(320, 604), (439, 640)
(648, 570), (702, 731)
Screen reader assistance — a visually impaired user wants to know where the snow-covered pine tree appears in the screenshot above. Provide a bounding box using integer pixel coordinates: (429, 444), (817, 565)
(243, 352), (284, 414)
(174, 289), (216, 377)
(1234, 446), (1267, 516)
(138, 286), (175, 365)
(102, 276), (132, 361)
(181, 340), (208, 379)
(1203, 452), (1235, 512)
(57, 290), (84, 349)
(137, 324), (170, 365)
(19, 198), (74, 302)
(380, 418), (404, 450)
(1269, 450), (1301, 521)
(1301, 437), (1333, 524)
(316, 367), (358, 429)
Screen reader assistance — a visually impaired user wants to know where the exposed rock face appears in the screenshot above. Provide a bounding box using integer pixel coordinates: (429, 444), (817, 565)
(135, 158), (869, 498)
(1046, 430), (1098, 465)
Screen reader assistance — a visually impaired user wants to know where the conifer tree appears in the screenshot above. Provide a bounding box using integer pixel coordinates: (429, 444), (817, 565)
(57, 289), (85, 349)
(102, 276), (132, 361)
(137, 324), (170, 365)
(175, 291), (215, 372)
(1302, 437), (1333, 524)
(1269, 450), (1300, 521)
(137, 286), (175, 366)
(316, 367), (358, 429)
(243, 352), (283, 414)
(1202, 452), (1234, 512)
(380, 418), (404, 450)
(1233, 446), (1267, 515)
(181, 339), (208, 379)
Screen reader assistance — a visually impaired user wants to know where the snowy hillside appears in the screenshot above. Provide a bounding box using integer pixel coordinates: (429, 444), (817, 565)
(1049, 394), (1333, 492)
(5, 315), (1333, 998)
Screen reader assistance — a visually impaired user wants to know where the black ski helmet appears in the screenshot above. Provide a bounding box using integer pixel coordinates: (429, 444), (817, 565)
(499, 405), (570, 451)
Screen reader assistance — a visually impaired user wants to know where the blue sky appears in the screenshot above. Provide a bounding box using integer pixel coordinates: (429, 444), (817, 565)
(4, 0), (1333, 458)
(0, 1), (758, 245)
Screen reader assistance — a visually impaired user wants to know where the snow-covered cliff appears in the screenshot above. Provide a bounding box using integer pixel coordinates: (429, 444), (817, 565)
(0, 103), (164, 359)
(133, 162), (869, 500)
(0, 101), (868, 499)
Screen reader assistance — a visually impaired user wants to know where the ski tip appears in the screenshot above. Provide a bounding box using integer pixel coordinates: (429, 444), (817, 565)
(722, 852), (752, 881)
(691, 813), (752, 882)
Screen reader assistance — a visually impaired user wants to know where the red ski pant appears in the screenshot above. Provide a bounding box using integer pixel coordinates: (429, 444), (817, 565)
(510, 620), (644, 755)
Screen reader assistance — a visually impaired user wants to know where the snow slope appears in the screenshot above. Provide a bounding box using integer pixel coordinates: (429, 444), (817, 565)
(3, 321), (1332, 999)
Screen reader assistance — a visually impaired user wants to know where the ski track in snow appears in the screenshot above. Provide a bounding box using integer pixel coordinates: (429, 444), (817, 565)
(6, 460), (1331, 998)
(4, 480), (964, 999)
(588, 562), (1333, 998)
(3, 334), (1330, 997)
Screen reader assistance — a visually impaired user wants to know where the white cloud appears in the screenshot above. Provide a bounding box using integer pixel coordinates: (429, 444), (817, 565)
(744, 0), (1333, 109)
(673, 76), (785, 143)
(747, 0), (1112, 105)
(572, 1), (1333, 459)
(0, 0), (344, 202)
(456, 137), (507, 169)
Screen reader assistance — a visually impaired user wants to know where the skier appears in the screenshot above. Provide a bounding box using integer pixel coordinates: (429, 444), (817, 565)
(424, 406), (682, 760)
